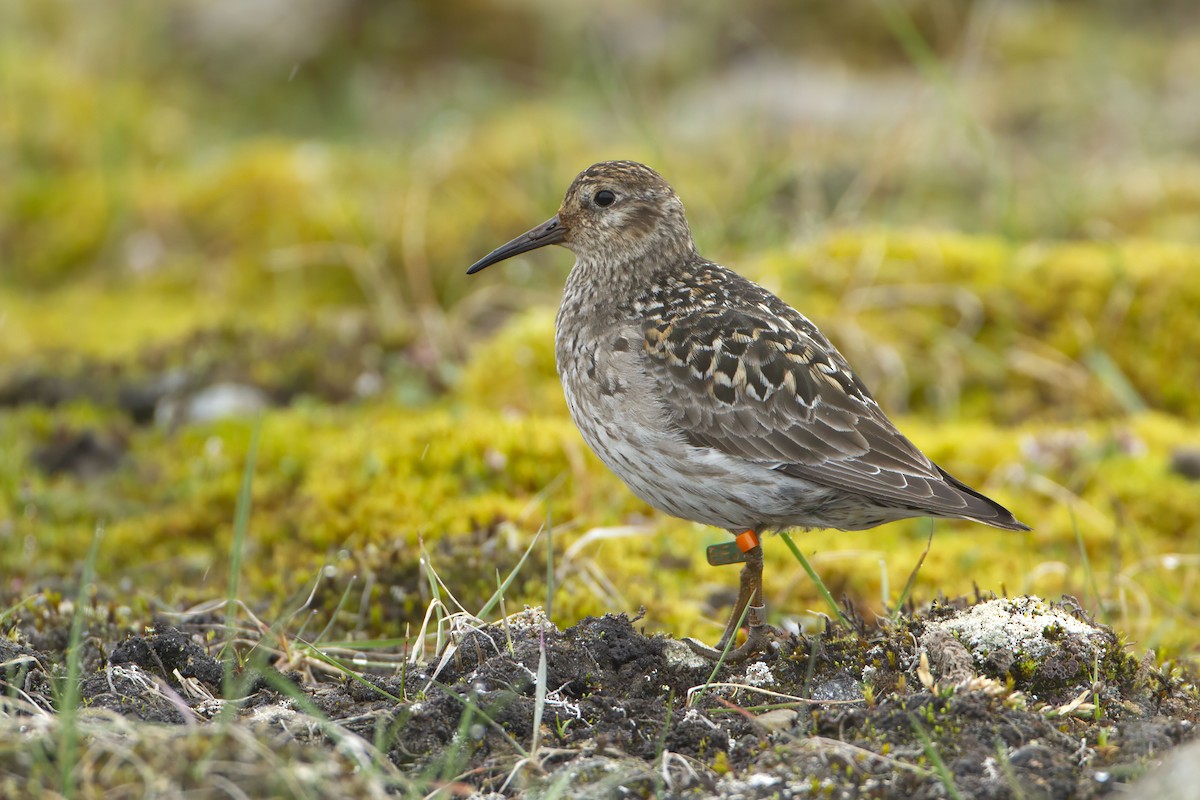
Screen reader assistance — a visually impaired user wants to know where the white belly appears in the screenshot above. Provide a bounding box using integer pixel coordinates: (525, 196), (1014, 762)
(558, 356), (811, 531)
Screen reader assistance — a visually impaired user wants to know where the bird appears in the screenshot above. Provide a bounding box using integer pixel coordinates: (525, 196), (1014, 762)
(466, 160), (1029, 660)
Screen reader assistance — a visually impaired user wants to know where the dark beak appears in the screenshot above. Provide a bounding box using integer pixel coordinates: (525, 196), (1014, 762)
(466, 215), (565, 275)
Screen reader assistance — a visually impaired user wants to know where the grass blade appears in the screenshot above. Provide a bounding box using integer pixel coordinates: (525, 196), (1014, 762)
(893, 520), (934, 619)
(909, 713), (964, 800)
(530, 629), (548, 755)
(58, 522), (104, 798)
(778, 532), (850, 627)
(223, 418), (262, 694)
(545, 512), (554, 622)
(477, 528), (542, 620)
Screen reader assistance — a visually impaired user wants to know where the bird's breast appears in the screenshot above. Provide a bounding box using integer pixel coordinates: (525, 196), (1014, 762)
(555, 316), (640, 405)
(555, 295), (674, 429)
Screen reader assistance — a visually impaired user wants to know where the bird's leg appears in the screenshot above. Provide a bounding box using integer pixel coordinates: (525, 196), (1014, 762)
(714, 543), (763, 650)
(687, 531), (768, 662)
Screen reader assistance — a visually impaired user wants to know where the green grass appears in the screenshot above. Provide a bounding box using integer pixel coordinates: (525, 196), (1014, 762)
(223, 418), (262, 696)
(55, 524), (104, 797)
(910, 713), (965, 800)
(780, 531), (852, 627)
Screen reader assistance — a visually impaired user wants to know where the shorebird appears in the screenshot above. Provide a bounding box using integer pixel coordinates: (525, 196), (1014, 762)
(467, 160), (1028, 660)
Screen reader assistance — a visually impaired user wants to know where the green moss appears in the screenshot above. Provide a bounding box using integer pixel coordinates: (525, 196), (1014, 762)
(8, 386), (1194, 649)
(457, 308), (564, 417)
(753, 235), (1200, 422)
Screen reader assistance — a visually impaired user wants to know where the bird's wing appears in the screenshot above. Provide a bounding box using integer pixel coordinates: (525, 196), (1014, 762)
(637, 263), (1016, 524)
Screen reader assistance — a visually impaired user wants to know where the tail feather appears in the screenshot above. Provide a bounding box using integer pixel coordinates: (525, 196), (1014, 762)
(936, 466), (1030, 531)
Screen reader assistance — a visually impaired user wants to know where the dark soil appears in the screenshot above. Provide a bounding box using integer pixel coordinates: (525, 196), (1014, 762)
(1, 597), (1196, 798)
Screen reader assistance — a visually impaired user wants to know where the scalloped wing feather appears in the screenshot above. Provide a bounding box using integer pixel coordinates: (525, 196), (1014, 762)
(638, 262), (1027, 530)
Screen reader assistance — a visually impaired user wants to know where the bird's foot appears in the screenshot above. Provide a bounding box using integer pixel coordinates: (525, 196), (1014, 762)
(684, 604), (772, 662)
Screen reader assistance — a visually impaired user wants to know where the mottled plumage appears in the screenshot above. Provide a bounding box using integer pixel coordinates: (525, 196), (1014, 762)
(468, 160), (1028, 658)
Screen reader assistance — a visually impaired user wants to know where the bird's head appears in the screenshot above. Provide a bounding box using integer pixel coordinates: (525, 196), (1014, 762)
(466, 160), (696, 278)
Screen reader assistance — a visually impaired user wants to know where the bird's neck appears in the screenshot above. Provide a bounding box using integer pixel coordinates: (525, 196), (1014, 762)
(564, 240), (699, 312)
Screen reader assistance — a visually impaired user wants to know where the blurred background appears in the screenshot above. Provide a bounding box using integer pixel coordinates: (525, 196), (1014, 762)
(2, 0), (1198, 658)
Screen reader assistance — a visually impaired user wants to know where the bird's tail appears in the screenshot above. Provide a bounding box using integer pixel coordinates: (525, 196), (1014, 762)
(936, 466), (1030, 531)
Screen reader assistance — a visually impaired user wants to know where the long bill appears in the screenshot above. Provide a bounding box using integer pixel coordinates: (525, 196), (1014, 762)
(466, 215), (565, 274)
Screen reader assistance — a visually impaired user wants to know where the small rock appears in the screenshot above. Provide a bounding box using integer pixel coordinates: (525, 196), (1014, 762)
(662, 638), (709, 670)
(118, 368), (188, 424)
(1131, 738), (1200, 799)
(809, 674), (864, 702)
(753, 708), (798, 732)
(157, 382), (269, 426)
(1170, 447), (1200, 481)
(353, 370), (383, 398)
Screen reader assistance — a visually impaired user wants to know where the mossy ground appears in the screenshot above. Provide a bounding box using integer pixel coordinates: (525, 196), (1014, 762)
(5, 240), (1199, 657)
(3, 1), (1200, 796)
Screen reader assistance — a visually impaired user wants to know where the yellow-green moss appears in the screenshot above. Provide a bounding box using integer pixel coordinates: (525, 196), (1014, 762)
(747, 235), (1200, 422)
(457, 308), (564, 417)
(6, 227), (1200, 654)
(0, 284), (278, 361)
(5, 378), (1197, 653)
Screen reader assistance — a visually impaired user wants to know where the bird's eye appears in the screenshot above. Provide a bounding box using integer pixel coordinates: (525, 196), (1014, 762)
(594, 190), (616, 207)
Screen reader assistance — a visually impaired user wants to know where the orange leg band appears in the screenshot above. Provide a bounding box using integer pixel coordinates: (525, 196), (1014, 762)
(735, 530), (760, 553)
